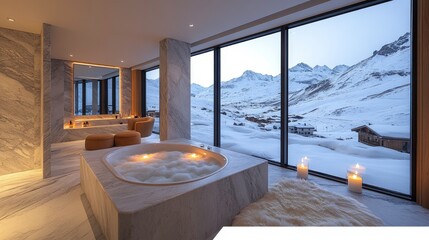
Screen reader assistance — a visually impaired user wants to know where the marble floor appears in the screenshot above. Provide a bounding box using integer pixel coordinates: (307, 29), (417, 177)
(1, 138), (429, 240)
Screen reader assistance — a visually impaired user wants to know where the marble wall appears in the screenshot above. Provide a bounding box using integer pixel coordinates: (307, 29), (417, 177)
(41, 24), (51, 178)
(0, 27), (41, 176)
(120, 68), (132, 116)
(159, 38), (191, 141)
(50, 59), (132, 143)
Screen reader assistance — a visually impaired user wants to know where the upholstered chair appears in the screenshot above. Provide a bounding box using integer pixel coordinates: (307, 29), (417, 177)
(127, 117), (155, 137)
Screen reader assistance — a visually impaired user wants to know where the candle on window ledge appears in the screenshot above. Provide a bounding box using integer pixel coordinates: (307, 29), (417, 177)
(297, 156), (309, 179)
(348, 171), (363, 193)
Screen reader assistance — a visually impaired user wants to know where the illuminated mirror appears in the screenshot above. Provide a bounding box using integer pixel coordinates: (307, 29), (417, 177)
(73, 64), (120, 115)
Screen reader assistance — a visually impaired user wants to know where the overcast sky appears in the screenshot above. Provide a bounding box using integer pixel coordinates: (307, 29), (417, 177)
(155, 0), (410, 88)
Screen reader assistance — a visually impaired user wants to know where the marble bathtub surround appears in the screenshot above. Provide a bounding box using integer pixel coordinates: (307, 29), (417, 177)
(81, 138), (268, 240)
(0, 27), (41, 176)
(159, 38), (191, 141)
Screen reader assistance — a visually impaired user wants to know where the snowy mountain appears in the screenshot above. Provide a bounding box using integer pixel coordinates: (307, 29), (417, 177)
(190, 32), (411, 135)
(191, 83), (205, 97)
(288, 63), (349, 92)
(288, 32), (411, 133)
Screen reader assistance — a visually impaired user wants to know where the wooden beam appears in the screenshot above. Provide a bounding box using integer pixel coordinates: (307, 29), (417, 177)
(131, 70), (142, 116)
(416, 0), (429, 208)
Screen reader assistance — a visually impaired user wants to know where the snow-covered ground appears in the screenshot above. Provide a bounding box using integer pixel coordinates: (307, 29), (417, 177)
(149, 33), (412, 194)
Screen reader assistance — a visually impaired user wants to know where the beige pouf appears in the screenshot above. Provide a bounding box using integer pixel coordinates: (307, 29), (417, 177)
(114, 130), (141, 146)
(85, 134), (115, 150)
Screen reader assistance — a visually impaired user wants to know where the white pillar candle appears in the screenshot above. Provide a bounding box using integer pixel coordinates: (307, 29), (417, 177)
(297, 163), (308, 179)
(348, 172), (362, 193)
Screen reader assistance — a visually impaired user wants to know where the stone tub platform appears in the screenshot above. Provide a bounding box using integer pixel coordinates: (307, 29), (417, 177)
(80, 138), (268, 240)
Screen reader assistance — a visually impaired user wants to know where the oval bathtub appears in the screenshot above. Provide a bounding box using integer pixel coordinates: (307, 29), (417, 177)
(103, 143), (228, 185)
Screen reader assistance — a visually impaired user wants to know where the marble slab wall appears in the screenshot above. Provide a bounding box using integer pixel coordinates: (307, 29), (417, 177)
(159, 38), (191, 141)
(51, 59), (132, 143)
(41, 24), (51, 178)
(0, 27), (41, 176)
(50, 59), (69, 143)
(120, 68), (132, 116)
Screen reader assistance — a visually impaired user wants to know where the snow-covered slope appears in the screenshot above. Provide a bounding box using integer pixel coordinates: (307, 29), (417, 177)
(289, 32), (411, 135)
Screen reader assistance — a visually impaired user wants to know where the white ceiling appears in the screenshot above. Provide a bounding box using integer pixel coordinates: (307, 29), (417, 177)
(0, 0), (364, 69)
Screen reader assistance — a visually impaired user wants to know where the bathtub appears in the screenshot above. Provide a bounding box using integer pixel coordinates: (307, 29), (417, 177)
(81, 138), (267, 240)
(103, 143), (228, 185)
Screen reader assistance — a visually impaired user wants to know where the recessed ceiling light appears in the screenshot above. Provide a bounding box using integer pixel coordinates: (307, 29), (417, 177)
(69, 54), (74, 57)
(189, 24), (194, 28)
(120, 60), (124, 63)
(7, 18), (15, 22)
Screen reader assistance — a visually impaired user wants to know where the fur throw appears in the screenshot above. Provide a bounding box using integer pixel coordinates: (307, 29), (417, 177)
(233, 178), (383, 226)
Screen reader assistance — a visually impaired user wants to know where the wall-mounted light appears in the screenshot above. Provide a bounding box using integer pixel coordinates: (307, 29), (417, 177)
(120, 60), (124, 63)
(189, 24), (194, 28)
(69, 54), (74, 57)
(7, 17), (15, 22)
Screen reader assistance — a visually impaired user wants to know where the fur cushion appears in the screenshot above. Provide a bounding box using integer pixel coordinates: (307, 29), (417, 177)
(233, 178), (383, 226)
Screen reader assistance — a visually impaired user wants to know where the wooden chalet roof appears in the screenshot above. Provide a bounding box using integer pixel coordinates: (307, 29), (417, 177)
(351, 124), (410, 140)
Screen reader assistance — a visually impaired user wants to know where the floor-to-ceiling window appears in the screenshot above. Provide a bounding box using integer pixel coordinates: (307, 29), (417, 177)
(115, 76), (119, 114)
(74, 80), (83, 115)
(145, 68), (160, 133)
(287, 0), (412, 194)
(220, 32), (281, 162)
(107, 77), (113, 114)
(191, 50), (214, 145)
(85, 81), (93, 114)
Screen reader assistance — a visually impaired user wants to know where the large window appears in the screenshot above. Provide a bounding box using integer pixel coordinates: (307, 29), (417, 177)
(191, 51), (214, 145)
(287, 0), (411, 194)
(146, 68), (160, 133)
(220, 32), (281, 162)
(85, 81), (93, 114)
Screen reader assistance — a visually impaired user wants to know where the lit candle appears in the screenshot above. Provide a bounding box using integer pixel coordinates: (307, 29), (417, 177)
(348, 171), (363, 193)
(349, 163), (366, 175)
(297, 156), (309, 179)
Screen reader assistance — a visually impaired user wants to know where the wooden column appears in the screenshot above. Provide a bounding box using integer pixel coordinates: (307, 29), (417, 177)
(416, 0), (429, 208)
(131, 70), (142, 116)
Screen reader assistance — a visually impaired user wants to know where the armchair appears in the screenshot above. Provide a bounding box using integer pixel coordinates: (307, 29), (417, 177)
(127, 117), (155, 137)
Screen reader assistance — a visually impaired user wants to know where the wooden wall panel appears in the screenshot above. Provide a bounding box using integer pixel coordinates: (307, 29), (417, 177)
(131, 70), (142, 116)
(416, 0), (429, 208)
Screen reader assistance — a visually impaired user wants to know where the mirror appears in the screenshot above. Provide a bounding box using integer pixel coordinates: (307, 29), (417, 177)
(73, 64), (120, 115)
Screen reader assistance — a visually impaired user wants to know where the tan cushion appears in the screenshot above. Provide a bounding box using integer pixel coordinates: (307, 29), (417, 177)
(114, 130), (141, 146)
(85, 134), (115, 150)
